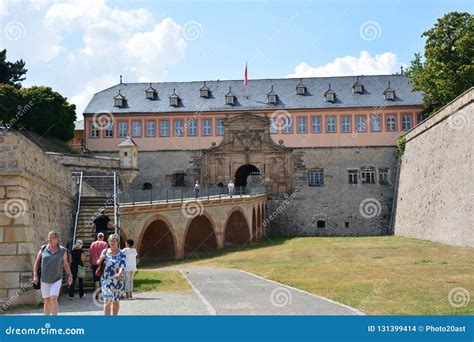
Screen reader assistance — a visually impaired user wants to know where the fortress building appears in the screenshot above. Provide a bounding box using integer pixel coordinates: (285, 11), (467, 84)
(82, 75), (424, 236)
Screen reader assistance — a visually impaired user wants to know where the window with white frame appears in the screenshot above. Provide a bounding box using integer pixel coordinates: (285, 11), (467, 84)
(282, 117), (292, 134)
(203, 119), (212, 136)
(146, 121), (155, 137)
(297, 117), (307, 133)
(118, 122), (128, 137)
(342, 116), (351, 133)
(356, 116), (366, 132)
(379, 168), (389, 185)
(371, 114), (381, 132)
(326, 117), (336, 133)
(216, 119), (224, 136)
(402, 114), (412, 131)
(361, 168), (375, 184)
(132, 122), (141, 137)
(348, 169), (358, 184)
(188, 119), (197, 136)
(308, 169), (324, 187)
(105, 122), (113, 137)
(160, 120), (169, 136)
(311, 117), (321, 133)
(270, 118), (278, 134)
(174, 120), (184, 137)
(91, 122), (99, 138)
(386, 115), (396, 131)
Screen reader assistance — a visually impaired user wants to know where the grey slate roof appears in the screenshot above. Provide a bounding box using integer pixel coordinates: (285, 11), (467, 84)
(117, 135), (137, 147)
(83, 75), (423, 114)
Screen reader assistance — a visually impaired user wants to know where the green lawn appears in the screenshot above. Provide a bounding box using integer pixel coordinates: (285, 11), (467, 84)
(154, 236), (473, 315)
(133, 270), (191, 293)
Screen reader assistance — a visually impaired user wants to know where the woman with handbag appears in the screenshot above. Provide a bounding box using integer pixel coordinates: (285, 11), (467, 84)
(98, 234), (126, 315)
(68, 239), (85, 299)
(33, 231), (73, 316)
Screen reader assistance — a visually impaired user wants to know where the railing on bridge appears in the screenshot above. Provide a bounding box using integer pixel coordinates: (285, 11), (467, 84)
(120, 185), (266, 205)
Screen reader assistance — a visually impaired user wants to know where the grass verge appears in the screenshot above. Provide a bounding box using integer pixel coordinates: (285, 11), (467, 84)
(154, 236), (473, 315)
(133, 270), (191, 293)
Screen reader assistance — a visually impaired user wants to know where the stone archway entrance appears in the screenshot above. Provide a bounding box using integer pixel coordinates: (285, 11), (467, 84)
(235, 164), (260, 187)
(201, 112), (293, 195)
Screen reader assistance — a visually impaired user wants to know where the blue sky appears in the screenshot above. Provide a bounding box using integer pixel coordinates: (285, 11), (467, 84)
(1, 0), (472, 118)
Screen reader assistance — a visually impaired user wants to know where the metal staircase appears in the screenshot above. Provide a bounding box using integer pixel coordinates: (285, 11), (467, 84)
(70, 172), (121, 291)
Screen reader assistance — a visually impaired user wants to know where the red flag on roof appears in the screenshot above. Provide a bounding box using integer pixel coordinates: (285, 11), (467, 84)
(243, 61), (248, 86)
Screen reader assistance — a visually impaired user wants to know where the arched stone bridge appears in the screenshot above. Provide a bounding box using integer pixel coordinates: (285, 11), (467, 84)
(119, 194), (267, 263)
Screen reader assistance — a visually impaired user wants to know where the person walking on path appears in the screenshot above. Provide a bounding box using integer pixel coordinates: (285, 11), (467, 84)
(90, 233), (108, 294)
(98, 234), (126, 315)
(68, 239), (85, 300)
(33, 231), (73, 316)
(93, 208), (115, 240)
(228, 180), (235, 198)
(122, 239), (137, 299)
(194, 180), (200, 199)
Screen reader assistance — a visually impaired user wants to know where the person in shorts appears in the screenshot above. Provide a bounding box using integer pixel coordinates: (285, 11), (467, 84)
(33, 231), (73, 315)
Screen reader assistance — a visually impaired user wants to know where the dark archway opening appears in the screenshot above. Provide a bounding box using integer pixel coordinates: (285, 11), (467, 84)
(139, 220), (176, 264)
(224, 211), (250, 247)
(142, 182), (153, 190)
(235, 164), (260, 187)
(257, 206), (261, 240)
(184, 215), (218, 257)
(252, 208), (257, 243)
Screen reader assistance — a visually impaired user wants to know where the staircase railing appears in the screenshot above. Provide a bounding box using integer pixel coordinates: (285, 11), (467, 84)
(113, 171), (120, 238)
(70, 172), (83, 249)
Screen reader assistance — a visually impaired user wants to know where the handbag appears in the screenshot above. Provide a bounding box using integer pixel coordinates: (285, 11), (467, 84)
(32, 245), (47, 290)
(95, 251), (106, 277)
(77, 265), (86, 278)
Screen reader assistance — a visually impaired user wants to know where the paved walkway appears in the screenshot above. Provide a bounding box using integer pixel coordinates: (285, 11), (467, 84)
(6, 267), (361, 315)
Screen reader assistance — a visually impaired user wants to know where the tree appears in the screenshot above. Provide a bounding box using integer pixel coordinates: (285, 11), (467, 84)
(0, 85), (76, 141)
(0, 49), (27, 88)
(405, 12), (474, 114)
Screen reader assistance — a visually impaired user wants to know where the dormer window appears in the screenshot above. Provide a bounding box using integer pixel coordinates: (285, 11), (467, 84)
(225, 87), (235, 105)
(267, 85), (278, 104)
(324, 84), (335, 103)
(384, 81), (395, 101)
(169, 89), (180, 107)
(352, 76), (364, 94)
(145, 83), (157, 100)
(296, 79), (307, 95)
(200, 82), (210, 98)
(114, 90), (126, 108)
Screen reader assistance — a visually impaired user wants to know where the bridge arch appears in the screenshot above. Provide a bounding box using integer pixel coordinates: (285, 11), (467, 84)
(183, 211), (218, 257)
(138, 214), (177, 264)
(223, 207), (250, 247)
(251, 207), (257, 242)
(257, 205), (262, 240)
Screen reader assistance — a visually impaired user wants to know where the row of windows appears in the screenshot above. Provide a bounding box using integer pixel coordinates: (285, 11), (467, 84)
(308, 168), (390, 187)
(90, 118), (225, 138)
(90, 113), (420, 138)
(271, 114), (416, 134)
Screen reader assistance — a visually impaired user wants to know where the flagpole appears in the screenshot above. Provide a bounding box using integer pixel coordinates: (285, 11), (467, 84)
(244, 61), (248, 99)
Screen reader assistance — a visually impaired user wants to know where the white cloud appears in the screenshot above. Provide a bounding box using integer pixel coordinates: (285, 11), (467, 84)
(287, 51), (405, 78)
(4, 0), (189, 117)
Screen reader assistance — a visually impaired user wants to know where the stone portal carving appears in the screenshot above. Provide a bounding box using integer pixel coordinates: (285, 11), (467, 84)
(202, 112), (292, 194)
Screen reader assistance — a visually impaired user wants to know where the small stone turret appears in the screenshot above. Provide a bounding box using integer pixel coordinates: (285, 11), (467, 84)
(117, 135), (138, 169)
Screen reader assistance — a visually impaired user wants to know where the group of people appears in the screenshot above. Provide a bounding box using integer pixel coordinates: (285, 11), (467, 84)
(33, 230), (137, 316)
(194, 180), (236, 198)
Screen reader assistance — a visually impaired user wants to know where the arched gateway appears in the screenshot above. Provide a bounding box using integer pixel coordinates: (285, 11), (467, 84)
(201, 113), (292, 194)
